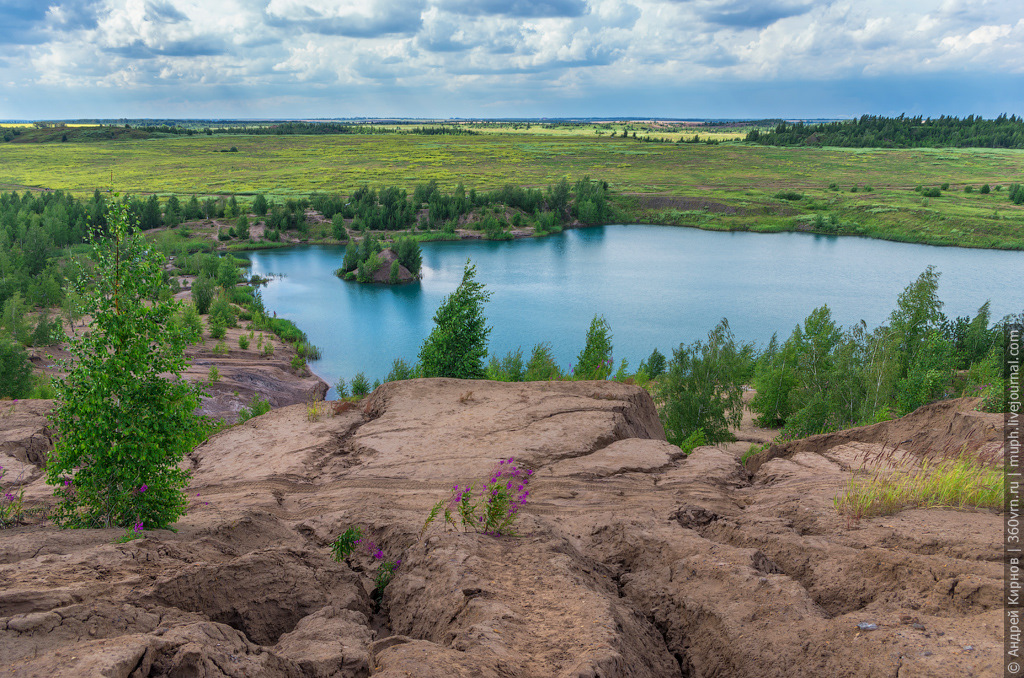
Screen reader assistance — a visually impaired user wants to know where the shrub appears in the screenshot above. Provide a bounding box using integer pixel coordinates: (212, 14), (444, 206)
(331, 213), (348, 240)
(213, 341), (228, 356)
(238, 335), (250, 350)
(251, 194), (268, 216)
(524, 342), (562, 381)
(291, 354), (306, 372)
(173, 303), (204, 344)
(31, 311), (64, 347)
(638, 347), (667, 378)
(351, 372), (370, 396)
(208, 316), (226, 340)
(389, 259), (401, 284)
(964, 185), (974, 193)
(574, 315), (613, 380)
(237, 393), (271, 422)
(773, 191), (803, 201)
(334, 377), (349, 398)
(385, 358), (415, 382)
(208, 365), (220, 382)
(0, 337), (32, 398)
(940, 182), (950, 190)
(419, 260), (491, 379)
(981, 183), (991, 194)
(921, 187), (941, 198)
(46, 200), (204, 529)
(191, 276), (215, 315)
(209, 296), (237, 328)
(657, 319), (750, 447)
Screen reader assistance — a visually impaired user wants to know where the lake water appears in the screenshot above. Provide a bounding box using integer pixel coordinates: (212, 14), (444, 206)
(241, 225), (1024, 396)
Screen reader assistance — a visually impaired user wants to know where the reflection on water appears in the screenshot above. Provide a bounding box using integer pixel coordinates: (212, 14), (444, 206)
(240, 226), (1024, 397)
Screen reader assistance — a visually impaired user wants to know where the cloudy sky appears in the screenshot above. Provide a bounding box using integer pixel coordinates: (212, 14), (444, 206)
(0, 0), (1021, 119)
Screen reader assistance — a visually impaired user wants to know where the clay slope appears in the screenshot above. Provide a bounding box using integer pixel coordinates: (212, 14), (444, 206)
(0, 380), (1004, 677)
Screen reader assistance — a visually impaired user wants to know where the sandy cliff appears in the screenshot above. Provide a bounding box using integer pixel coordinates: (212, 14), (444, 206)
(0, 380), (1004, 677)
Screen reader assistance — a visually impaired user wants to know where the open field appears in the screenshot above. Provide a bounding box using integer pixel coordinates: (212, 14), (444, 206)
(1, 132), (1022, 248)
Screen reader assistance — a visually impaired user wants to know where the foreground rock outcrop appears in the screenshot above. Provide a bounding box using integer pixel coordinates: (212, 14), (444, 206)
(0, 380), (1004, 677)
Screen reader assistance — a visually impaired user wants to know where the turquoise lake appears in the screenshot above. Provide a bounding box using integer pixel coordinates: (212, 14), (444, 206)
(240, 225), (1024, 396)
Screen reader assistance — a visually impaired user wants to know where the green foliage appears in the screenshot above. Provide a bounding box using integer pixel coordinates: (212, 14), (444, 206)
(331, 212), (348, 240)
(748, 267), (980, 435)
(895, 330), (955, 415)
(291, 354), (306, 372)
(385, 357), (416, 382)
(235, 215), (249, 240)
(0, 336), (33, 398)
(921, 187), (941, 198)
(773, 191), (803, 201)
(252, 194), (268, 216)
(334, 377), (349, 398)
(1010, 183), (1024, 205)
(1, 292), (32, 346)
(573, 315), (613, 380)
(388, 259), (400, 284)
(485, 347), (526, 382)
(422, 457), (532, 537)
(209, 295), (237, 328)
(395, 237), (422, 275)
(31, 310), (64, 347)
(172, 303), (203, 345)
(46, 200), (204, 529)
(351, 372), (370, 396)
(657, 319), (750, 446)
(238, 334), (249, 350)
(419, 260), (492, 379)
(524, 342), (562, 381)
(980, 183), (990, 194)
(331, 526), (363, 560)
(217, 257), (242, 289)
(208, 315), (226, 340)
(208, 365), (220, 382)
(191, 276), (215, 315)
(638, 347), (667, 378)
(237, 393), (271, 423)
(678, 429), (708, 455)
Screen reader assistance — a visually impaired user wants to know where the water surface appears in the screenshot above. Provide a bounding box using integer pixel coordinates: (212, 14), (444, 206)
(242, 225), (1024, 395)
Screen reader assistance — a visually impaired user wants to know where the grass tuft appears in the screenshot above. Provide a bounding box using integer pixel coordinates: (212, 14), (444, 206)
(834, 451), (1003, 519)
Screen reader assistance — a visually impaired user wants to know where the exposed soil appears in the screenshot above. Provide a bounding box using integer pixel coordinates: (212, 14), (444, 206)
(0, 380), (1004, 677)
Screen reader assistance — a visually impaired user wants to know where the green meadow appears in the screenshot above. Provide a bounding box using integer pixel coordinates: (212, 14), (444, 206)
(1, 132), (1022, 248)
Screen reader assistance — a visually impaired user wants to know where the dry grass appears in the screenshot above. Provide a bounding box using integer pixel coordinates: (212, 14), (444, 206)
(834, 448), (1004, 518)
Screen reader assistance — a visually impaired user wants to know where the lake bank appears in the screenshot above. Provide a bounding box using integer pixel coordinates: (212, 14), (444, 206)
(238, 225), (1024, 395)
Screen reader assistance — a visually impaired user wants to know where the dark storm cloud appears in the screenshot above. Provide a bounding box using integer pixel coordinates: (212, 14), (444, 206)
(440, 0), (588, 18)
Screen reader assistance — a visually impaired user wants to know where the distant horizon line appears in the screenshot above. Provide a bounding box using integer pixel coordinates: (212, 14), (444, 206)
(0, 116), (885, 124)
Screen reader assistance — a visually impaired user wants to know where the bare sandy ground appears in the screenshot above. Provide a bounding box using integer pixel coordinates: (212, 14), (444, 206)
(0, 380), (1004, 677)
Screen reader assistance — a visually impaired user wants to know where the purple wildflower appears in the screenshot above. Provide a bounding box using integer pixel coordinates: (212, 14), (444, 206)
(133, 521), (144, 532)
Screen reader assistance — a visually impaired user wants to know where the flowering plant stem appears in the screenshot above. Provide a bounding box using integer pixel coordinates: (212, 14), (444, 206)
(423, 457), (533, 537)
